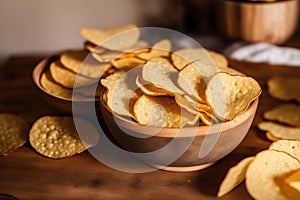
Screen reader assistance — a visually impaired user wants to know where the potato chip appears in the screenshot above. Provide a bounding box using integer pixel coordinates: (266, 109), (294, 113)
(266, 131), (280, 142)
(177, 63), (207, 102)
(84, 41), (105, 54)
(137, 39), (171, 60)
(50, 61), (97, 88)
(92, 52), (123, 63)
(136, 76), (172, 96)
(142, 61), (184, 95)
(101, 68), (142, 117)
(60, 50), (111, 79)
(206, 50), (228, 68)
(205, 72), (261, 121)
(246, 150), (300, 200)
(29, 116), (98, 159)
(269, 140), (300, 161)
(285, 169), (300, 192)
(112, 56), (145, 69)
(80, 24), (140, 50)
(0, 114), (29, 155)
(148, 57), (173, 68)
(174, 94), (216, 125)
(258, 121), (300, 140)
(121, 40), (149, 53)
(268, 76), (300, 102)
(217, 156), (255, 197)
(264, 104), (300, 127)
(133, 95), (198, 128)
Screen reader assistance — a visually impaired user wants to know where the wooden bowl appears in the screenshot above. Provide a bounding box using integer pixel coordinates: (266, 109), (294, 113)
(32, 57), (98, 115)
(217, 0), (299, 44)
(99, 91), (259, 172)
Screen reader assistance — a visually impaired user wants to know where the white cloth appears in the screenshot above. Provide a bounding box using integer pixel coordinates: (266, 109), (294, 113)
(223, 42), (300, 66)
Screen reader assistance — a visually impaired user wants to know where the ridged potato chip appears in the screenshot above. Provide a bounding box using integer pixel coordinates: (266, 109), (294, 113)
(205, 72), (261, 121)
(263, 104), (300, 127)
(50, 61), (97, 88)
(142, 61), (184, 95)
(0, 114), (29, 155)
(269, 140), (300, 161)
(258, 121), (300, 140)
(60, 50), (111, 79)
(80, 24), (139, 50)
(29, 116), (98, 159)
(268, 76), (300, 102)
(217, 156), (255, 197)
(133, 95), (198, 128)
(246, 150), (300, 200)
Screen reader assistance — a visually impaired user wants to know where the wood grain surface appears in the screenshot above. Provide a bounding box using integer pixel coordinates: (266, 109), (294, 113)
(1, 54), (300, 200)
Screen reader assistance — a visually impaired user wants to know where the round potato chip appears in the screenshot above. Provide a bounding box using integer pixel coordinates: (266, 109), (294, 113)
(205, 72), (261, 121)
(268, 76), (300, 102)
(50, 61), (97, 88)
(0, 114), (29, 155)
(60, 50), (111, 79)
(80, 24), (140, 50)
(29, 116), (97, 159)
(263, 104), (300, 127)
(217, 156), (255, 197)
(133, 95), (198, 128)
(269, 140), (300, 161)
(142, 61), (184, 95)
(101, 68), (142, 117)
(246, 150), (300, 200)
(258, 121), (300, 141)
(112, 56), (145, 69)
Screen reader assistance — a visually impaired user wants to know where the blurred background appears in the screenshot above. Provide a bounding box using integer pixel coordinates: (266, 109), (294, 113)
(0, 0), (299, 65)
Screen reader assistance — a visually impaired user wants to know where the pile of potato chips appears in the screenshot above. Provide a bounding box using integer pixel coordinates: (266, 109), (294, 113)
(218, 140), (300, 199)
(79, 24), (261, 128)
(258, 76), (300, 141)
(0, 114), (97, 159)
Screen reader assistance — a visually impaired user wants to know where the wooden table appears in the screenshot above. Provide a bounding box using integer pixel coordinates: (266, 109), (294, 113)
(1, 54), (300, 200)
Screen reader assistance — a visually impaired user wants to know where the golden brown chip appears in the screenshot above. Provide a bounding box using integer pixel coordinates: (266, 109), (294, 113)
(60, 50), (111, 79)
(268, 76), (300, 102)
(80, 24), (140, 50)
(177, 63), (207, 102)
(101, 68), (142, 117)
(137, 39), (171, 60)
(50, 61), (97, 88)
(205, 72), (261, 121)
(246, 150), (300, 200)
(207, 50), (228, 68)
(217, 157), (255, 197)
(266, 131), (280, 142)
(84, 41), (105, 54)
(0, 114), (29, 155)
(112, 56), (145, 69)
(133, 95), (198, 128)
(263, 104), (300, 127)
(269, 140), (300, 161)
(142, 61), (184, 95)
(258, 121), (300, 141)
(29, 116), (98, 159)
